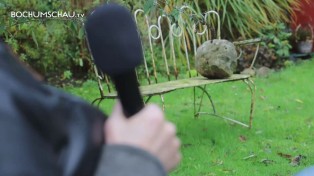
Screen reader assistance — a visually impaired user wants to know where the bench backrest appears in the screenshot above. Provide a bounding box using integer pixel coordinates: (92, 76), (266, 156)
(133, 6), (221, 84)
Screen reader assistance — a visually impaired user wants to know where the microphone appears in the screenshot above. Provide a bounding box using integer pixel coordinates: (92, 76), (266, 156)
(85, 3), (144, 117)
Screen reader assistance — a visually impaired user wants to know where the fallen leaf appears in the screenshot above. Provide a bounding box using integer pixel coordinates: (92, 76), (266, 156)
(243, 154), (256, 160)
(221, 168), (235, 173)
(211, 159), (223, 166)
(277, 152), (292, 159)
(290, 155), (306, 166)
(239, 135), (247, 142)
(295, 99), (304, 104)
(260, 159), (275, 166)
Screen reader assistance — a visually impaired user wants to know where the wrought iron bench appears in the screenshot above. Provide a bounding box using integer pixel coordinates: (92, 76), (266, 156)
(90, 6), (259, 129)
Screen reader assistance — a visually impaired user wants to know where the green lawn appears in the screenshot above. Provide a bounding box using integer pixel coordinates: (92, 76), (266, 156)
(66, 59), (314, 176)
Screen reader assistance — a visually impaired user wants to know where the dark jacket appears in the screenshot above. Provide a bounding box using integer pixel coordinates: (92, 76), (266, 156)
(0, 42), (166, 176)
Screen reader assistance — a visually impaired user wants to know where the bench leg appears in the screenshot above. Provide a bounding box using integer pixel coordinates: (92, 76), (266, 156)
(145, 96), (153, 104)
(193, 86), (216, 118)
(160, 94), (165, 111)
(144, 95), (165, 112)
(92, 97), (103, 107)
(193, 79), (255, 129)
(98, 98), (107, 107)
(91, 96), (108, 108)
(243, 78), (256, 129)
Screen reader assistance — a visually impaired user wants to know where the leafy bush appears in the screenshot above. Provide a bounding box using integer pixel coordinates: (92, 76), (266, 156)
(260, 23), (292, 59)
(143, 0), (307, 39)
(237, 23), (292, 71)
(199, 0), (307, 39)
(0, 0), (98, 78)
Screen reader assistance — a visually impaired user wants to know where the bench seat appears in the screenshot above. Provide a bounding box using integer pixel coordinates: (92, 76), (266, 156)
(102, 74), (250, 98)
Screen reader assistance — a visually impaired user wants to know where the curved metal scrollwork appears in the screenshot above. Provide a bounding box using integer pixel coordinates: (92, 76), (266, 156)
(133, 6), (222, 81)
(134, 9), (152, 85)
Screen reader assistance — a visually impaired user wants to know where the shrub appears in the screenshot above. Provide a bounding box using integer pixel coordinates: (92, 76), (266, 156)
(237, 23), (292, 71)
(260, 23), (292, 59)
(143, 0), (307, 39)
(0, 0), (97, 79)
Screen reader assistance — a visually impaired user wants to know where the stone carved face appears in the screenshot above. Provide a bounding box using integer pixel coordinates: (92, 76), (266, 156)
(195, 39), (238, 79)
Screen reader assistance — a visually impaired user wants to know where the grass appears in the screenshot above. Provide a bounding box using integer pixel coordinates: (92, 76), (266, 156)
(65, 59), (314, 176)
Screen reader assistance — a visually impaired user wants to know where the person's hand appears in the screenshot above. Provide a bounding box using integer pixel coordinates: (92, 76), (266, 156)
(104, 101), (181, 172)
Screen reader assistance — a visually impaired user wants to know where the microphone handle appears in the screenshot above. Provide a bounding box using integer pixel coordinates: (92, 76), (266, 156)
(112, 70), (144, 117)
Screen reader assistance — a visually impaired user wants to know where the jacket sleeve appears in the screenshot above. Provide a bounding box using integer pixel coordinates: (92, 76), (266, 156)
(95, 145), (167, 176)
(1, 42), (165, 176)
(0, 42), (105, 176)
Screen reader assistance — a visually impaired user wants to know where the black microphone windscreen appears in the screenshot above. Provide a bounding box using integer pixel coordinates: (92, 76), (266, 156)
(85, 3), (143, 75)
